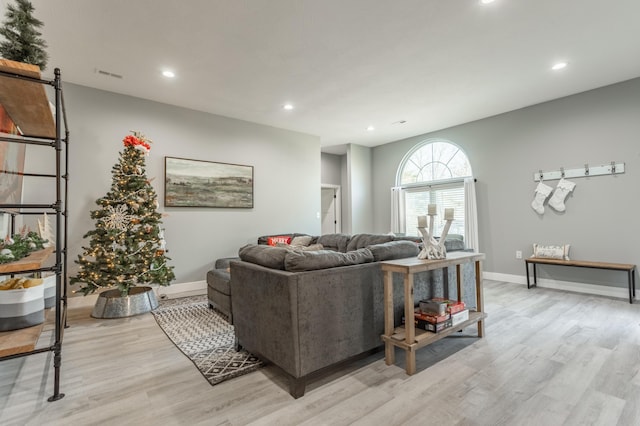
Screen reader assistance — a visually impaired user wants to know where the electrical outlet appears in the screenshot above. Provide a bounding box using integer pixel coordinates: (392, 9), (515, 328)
(515, 250), (522, 259)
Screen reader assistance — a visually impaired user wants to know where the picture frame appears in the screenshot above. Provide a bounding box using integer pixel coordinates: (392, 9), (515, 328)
(164, 157), (253, 208)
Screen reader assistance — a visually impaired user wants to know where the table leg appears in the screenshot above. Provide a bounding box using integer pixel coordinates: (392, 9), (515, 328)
(475, 260), (485, 338)
(456, 264), (462, 302)
(443, 267), (449, 299)
(629, 268), (635, 304)
(404, 272), (415, 375)
(383, 270), (394, 365)
(525, 261), (531, 288)
(406, 347), (416, 375)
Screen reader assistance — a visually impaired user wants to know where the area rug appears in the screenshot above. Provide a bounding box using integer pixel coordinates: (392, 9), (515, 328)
(151, 295), (262, 385)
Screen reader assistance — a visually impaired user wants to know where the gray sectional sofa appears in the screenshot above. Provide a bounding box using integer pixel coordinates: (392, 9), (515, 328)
(228, 233), (478, 398)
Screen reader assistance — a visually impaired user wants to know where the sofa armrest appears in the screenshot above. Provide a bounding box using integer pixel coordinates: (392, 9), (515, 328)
(231, 261), (301, 377)
(214, 257), (240, 270)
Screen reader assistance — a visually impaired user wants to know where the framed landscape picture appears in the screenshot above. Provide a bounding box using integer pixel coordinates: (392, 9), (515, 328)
(164, 157), (253, 208)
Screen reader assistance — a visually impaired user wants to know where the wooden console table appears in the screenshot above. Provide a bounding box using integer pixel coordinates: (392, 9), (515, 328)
(380, 252), (486, 375)
(525, 257), (637, 304)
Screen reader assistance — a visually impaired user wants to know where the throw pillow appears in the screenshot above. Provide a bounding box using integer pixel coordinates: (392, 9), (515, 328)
(532, 243), (571, 260)
(290, 235), (313, 247)
(267, 235), (292, 246)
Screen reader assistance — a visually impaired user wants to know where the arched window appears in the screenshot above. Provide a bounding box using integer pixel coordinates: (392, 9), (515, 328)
(394, 140), (473, 239)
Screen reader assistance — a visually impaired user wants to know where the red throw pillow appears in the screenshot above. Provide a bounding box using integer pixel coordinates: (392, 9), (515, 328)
(267, 236), (291, 246)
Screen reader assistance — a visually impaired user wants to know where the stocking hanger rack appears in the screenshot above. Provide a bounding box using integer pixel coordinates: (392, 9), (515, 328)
(533, 161), (625, 182)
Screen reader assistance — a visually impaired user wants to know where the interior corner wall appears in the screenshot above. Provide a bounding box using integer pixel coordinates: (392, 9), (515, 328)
(346, 144), (373, 234)
(372, 77), (640, 288)
(320, 153), (342, 186)
(341, 154), (351, 234)
(23, 82), (321, 287)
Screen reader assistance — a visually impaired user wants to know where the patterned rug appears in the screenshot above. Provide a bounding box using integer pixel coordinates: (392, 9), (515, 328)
(151, 295), (262, 385)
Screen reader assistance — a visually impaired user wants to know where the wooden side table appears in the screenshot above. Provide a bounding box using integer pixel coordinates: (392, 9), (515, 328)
(380, 252), (486, 375)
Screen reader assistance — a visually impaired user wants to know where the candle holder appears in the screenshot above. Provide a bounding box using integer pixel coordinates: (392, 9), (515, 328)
(417, 209), (454, 260)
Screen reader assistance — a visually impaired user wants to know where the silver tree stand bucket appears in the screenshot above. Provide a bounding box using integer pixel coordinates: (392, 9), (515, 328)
(91, 286), (159, 319)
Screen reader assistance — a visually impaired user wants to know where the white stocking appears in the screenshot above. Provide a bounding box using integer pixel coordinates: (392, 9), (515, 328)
(548, 178), (576, 212)
(531, 182), (553, 215)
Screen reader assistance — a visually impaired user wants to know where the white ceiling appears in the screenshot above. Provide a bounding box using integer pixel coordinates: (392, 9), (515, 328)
(24, 0), (640, 154)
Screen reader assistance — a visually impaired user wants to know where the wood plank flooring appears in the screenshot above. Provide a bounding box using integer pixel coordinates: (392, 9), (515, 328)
(2, 280), (640, 425)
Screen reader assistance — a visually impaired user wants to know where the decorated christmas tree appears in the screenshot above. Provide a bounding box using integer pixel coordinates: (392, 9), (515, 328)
(71, 131), (175, 296)
(0, 0), (48, 70)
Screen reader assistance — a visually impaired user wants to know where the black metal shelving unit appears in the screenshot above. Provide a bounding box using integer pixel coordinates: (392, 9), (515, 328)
(0, 60), (69, 402)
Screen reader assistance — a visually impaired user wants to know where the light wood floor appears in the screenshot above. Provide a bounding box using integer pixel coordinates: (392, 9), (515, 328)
(2, 280), (640, 426)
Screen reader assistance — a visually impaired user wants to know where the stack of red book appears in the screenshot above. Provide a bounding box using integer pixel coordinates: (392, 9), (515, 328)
(429, 297), (466, 315)
(413, 307), (451, 333)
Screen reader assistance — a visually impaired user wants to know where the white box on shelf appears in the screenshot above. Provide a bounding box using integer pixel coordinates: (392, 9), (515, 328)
(451, 309), (469, 326)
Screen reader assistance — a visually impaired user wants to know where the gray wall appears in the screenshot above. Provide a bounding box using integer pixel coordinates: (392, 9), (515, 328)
(320, 153), (342, 186)
(347, 144), (373, 234)
(26, 83), (321, 287)
(373, 77), (640, 287)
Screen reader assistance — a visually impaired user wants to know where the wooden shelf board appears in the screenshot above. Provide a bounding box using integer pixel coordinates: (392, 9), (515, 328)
(0, 321), (45, 357)
(383, 311), (486, 349)
(0, 59), (55, 139)
(0, 247), (55, 274)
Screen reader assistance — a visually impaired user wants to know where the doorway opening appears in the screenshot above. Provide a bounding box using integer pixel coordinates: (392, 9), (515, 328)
(321, 184), (341, 235)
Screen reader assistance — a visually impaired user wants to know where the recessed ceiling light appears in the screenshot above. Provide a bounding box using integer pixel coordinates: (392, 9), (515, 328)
(480, 0), (495, 4)
(366, 126), (375, 131)
(283, 103), (294, 110)
(162, 70), (175, 78)
(552, 62), (568, 70)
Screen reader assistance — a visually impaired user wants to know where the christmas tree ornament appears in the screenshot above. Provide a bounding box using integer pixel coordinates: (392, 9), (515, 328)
(548, 178), (576, 212)
(531, 181), (553, 215)
(70, 131), (175, 304)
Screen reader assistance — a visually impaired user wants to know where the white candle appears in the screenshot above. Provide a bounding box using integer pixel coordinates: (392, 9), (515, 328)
(444, 208), (454, 221)
(428, 204), (437, 215)
(417, 215), (427, 228)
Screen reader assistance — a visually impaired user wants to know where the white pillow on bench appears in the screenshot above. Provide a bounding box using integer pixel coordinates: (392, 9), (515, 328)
(532, 243), (571, 260)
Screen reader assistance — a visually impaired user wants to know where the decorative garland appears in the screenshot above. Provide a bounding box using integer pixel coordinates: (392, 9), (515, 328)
(0, 231), (47, 264)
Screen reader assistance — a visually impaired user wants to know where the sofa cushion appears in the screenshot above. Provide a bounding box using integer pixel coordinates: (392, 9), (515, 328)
(284, 248), (374, 272)
(277, 242), (324, 252)
(368, 240), (419, 261)
(238, 244), (288, 270)
(207, 269), (231, 295)
(346, 233), (394, 252)
(315, 233), (351, 252)
(443, 234), (465, 252)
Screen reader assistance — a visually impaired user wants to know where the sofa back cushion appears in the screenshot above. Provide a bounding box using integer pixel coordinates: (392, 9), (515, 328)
(284, 248), (374, 272)
(238, 244), (288, 270)
(346, 233), (394, 252)
(315, 233), (351, 252)
(368, 240), (419, 261)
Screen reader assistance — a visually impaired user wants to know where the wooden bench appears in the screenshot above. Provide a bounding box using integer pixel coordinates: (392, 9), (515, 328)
(525, 257), (637, 304)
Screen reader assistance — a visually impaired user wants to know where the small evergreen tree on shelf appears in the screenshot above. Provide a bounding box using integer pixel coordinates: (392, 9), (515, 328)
(71, 131), (175, 296)
(0, 0), (48, 70)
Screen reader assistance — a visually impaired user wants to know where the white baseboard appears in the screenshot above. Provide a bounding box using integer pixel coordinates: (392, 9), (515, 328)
(154, 280), (207, 298)
(483, 271), (630, 300)
(67, 281), (207, 308)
